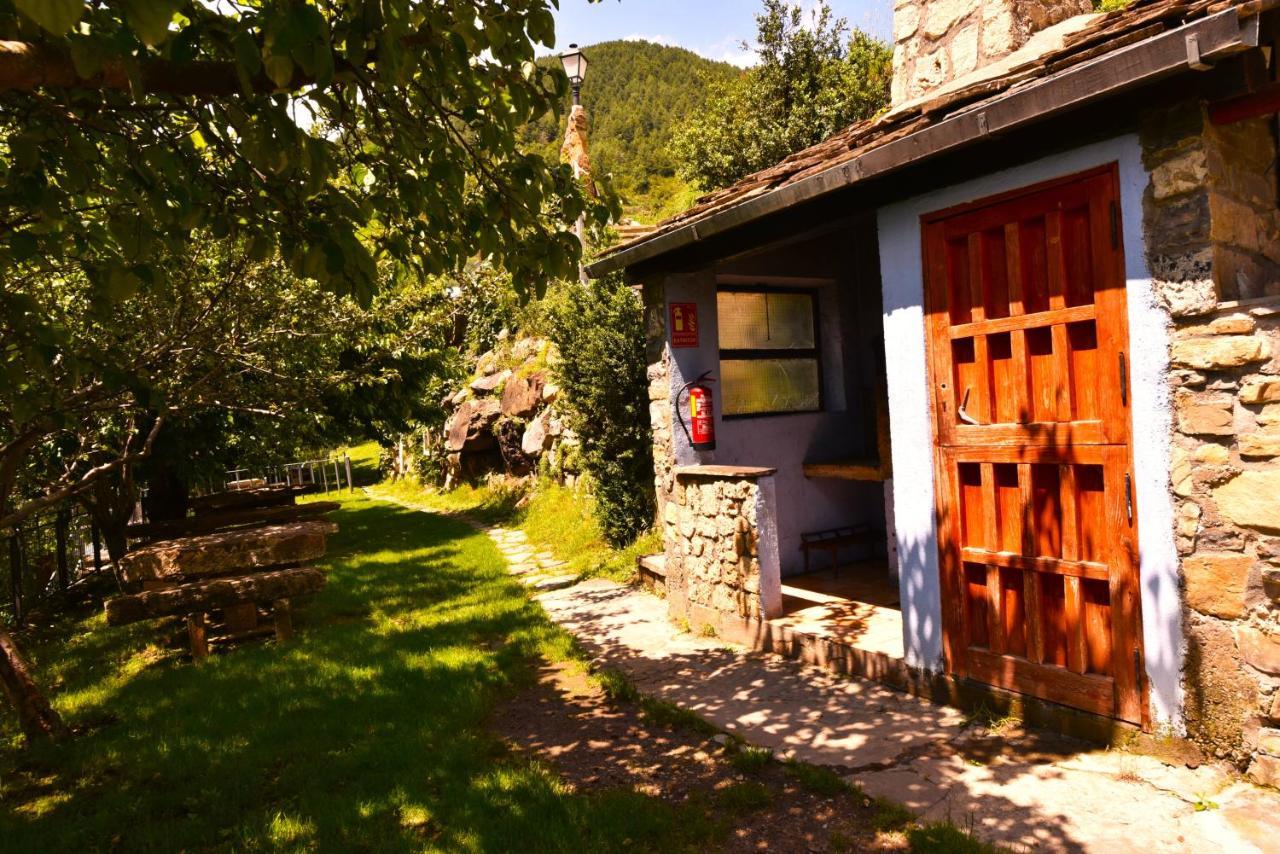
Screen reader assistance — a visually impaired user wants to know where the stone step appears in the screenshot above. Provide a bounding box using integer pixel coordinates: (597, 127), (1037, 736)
(523, 574), (579, 592)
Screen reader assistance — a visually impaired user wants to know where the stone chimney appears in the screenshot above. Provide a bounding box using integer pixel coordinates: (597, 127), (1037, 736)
(891, 0), (1093, 106)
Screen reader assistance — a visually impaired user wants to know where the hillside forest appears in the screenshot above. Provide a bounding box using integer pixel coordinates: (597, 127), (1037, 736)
(520, 38), (740, 223)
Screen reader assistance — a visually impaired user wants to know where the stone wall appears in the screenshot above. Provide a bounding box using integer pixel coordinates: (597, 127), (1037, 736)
(663, 467), (782, 631)
(643, 279), (677, 527)
(890, 0), (1091, 105)
(1142, 103), (1280, 779)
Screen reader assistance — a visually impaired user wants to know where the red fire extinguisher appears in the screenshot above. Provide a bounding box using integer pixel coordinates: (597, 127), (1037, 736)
(678, 372), (716, 452)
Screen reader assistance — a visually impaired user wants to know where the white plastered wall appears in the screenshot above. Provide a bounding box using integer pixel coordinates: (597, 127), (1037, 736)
(876, 135), (1182, 729)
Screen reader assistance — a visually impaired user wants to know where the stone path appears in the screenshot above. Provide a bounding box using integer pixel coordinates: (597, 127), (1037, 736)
(533, 579), (1280, 853)
(373, 492), (1280, 852)
(485, 526), (579, 591)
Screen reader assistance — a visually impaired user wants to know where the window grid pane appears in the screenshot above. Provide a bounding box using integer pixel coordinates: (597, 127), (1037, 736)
(721, 358), (821, 416)
(717, 291), (815, 350)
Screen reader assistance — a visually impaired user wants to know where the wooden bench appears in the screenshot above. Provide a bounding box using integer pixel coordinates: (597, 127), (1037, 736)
(800, 525), (880, 575)
(105, 566), (326, 659)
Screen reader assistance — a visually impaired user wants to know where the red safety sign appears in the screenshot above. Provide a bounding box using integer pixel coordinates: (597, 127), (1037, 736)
(670, 302), (699, 348)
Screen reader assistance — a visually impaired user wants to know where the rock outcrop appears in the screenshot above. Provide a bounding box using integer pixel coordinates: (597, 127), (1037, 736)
(438, 335), (579, 487)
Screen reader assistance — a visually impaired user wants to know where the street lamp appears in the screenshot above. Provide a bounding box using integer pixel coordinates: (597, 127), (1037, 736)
(561, 43), (588, 105)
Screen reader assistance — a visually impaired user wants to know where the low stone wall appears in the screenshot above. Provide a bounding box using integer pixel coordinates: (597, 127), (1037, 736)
(1143, 102), (1280, 777)
(663, 466), (783, 634)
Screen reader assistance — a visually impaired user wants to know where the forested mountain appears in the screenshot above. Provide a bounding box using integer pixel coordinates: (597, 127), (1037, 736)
(523, 40), (740, 223)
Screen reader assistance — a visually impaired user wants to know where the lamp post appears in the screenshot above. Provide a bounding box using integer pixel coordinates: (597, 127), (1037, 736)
(559, 43), (594, 284)
(560, 43), (588, 106)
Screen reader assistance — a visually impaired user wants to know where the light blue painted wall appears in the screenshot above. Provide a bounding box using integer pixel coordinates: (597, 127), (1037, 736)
(662, 271), (885, 575)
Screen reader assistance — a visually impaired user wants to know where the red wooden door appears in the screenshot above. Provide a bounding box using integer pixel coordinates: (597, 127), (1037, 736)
(922, 165), (1146, 725)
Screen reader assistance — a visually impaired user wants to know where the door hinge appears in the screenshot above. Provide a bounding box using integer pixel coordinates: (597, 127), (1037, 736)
(1118, 352), (1128, 406)
(1124, 473), (1134, 524)
(1109, 201), (1120, 249)
(1134, 648), (1143, 687)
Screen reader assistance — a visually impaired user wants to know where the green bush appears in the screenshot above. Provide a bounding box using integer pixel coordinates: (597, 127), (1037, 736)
(542, 276), (655, 546)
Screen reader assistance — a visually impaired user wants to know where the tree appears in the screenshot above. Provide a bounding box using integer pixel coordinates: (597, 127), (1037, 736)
(0, 0), (614, 747)
(0, 0), (615, 531)
(542, 275), (654, 547)
(672, 0), (892, 190)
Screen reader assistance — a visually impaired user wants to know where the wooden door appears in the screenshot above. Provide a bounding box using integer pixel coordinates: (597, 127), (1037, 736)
(922, 165), (1146, 725)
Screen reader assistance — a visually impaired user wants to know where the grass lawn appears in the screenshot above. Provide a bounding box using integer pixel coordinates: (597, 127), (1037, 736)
(373, 478), (661, 583)
(0, 493), (711, 852)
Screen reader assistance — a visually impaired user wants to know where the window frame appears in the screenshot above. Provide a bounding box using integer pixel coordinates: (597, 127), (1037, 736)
(717, 284), (824, 420)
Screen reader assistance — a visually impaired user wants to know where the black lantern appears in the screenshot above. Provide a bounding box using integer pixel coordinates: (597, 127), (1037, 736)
(561, 43), (588, 105)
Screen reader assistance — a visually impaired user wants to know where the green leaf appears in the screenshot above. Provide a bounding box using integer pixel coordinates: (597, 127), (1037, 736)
(264, 54), (294, 89)
(123, 0), (181, 46)
(104, 264), (141, 302)
(13, 0), (83, 35)
(247, 235), (274, 262)
(10, 232), (37, 261)
(68, 38), (106, 78)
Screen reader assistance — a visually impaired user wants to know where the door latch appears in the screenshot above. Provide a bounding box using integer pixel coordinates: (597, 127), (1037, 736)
(1118, 352), (1128, 406)
(1124, 473), (1134, 524)
(957, 387), (980, 425)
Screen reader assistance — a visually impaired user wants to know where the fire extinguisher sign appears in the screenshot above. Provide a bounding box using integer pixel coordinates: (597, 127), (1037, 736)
(670, 302), (699, 348)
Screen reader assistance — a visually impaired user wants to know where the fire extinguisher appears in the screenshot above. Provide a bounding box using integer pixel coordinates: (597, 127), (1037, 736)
(678, 371), (716, 452)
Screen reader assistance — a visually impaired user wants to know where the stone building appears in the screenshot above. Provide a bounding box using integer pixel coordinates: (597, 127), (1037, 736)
(589, 0), (1280, 781)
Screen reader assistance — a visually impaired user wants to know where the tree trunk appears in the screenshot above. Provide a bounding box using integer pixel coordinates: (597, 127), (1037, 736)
(0, 627), (69, 744)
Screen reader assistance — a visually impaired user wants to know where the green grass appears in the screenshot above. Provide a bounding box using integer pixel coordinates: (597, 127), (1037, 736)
(907, 821), (999, 853)
(374, 477), (662, 583)
(714, 780), (772, 814)
(639, 698), (719, 736)
(728, 745), (774, 776)
(336, 440), (383, 486)
(783, 757), (854, 797)
(0, 494), (715, 852)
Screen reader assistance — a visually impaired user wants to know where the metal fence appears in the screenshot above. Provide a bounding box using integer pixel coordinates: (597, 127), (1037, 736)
(217, 455), (355, 495)
(4, 504), (99, 625)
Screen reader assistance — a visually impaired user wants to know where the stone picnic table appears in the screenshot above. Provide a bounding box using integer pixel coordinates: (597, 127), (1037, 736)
(117, 520), (336, 585)
(106, 492), (338, 659)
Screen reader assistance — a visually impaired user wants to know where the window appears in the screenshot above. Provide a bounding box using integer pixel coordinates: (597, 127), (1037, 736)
(717, 287), (821, 417)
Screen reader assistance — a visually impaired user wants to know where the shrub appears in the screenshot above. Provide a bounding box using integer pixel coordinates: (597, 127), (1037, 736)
(541, 275), (655, 546)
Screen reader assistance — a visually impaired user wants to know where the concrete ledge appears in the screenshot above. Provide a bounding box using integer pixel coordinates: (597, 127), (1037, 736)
(636, 554), (666, 594)
(674, 464), (777, 479)
(678, 600), (1183, 750)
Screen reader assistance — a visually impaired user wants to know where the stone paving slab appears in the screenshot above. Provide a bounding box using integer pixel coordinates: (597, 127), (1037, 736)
(534, 578), (1280, 853)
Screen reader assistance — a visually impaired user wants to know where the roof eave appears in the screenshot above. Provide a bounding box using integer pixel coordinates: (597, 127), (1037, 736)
(587, 7), (1260, 279)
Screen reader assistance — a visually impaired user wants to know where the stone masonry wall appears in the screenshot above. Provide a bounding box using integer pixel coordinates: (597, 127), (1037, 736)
(1142, 103), (1280, 779)
(643, 280), (677, 528)
(891, 0), (1091, 105)
(664, 473), (768, 627)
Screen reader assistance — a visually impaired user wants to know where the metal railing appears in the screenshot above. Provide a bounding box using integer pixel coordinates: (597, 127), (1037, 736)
(4, 504), (98, 624)
(219, 455), (355, 495)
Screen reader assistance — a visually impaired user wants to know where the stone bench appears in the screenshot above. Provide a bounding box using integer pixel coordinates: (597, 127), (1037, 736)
(105, 566), (326, 659)
(116, 520), (336, 587)
(128, 502), (340, 544)
(188, 485), (306, 516)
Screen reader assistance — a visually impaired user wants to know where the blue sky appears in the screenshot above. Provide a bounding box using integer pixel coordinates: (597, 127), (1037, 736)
(549, 0), (893, 67)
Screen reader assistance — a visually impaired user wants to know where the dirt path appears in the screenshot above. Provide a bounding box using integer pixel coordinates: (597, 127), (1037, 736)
(493, 658), (920, 852)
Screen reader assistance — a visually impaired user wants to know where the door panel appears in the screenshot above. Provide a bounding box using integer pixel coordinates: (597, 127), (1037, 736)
(924, 165), (1145, 725)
